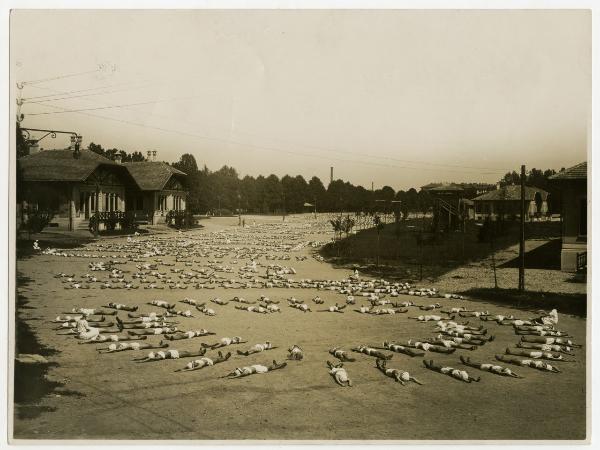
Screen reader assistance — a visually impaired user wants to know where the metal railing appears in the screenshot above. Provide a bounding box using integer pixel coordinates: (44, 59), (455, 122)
(576, 252), (587, 273)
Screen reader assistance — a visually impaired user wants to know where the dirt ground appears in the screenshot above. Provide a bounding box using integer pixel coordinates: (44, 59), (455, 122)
(13, 214), (587, 441)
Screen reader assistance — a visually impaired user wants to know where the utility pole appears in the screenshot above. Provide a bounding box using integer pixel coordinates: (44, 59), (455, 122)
(518, 164), (526, 292)
(237, 192), (242, 226)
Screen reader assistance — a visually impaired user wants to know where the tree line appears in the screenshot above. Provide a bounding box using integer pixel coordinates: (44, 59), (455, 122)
(15, 126), (569, 217)
(170, 153), (435, 215)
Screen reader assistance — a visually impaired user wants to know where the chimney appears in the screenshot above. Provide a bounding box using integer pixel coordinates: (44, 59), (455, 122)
(330, 167), (333, 184)
(114, 154), (122, 164)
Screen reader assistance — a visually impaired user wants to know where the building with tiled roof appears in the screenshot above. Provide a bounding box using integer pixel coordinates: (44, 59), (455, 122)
(549, 162), (587, 272)
(18, 149), (187, 231)
(123, 161), (187, 224)
(549, 161), (587, 181)
(472, 185), (549, 220)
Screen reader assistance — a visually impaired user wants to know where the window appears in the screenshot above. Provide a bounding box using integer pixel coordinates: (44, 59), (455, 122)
(579, 197), (587, 236)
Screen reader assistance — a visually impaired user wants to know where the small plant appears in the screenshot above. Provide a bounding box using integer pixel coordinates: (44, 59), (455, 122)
(88, 215), (99, 234)
(20, 209), (54, 238)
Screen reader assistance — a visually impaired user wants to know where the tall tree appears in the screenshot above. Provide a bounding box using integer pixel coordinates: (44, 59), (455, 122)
(173, 153), (199, 175)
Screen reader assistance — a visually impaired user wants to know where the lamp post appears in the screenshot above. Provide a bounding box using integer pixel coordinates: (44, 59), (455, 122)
(20, 127), (82, 157)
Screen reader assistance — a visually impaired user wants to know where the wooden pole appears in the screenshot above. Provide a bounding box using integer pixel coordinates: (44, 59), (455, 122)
(518, 165), (526, 292)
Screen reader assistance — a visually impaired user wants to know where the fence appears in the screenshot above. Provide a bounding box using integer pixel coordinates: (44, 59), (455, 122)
(89, 211), (142, 232)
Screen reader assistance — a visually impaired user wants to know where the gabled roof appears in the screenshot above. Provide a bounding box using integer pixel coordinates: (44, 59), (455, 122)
(123, 161), (186, 191)
(473, 185), (549, 202)
(421, 182), (495, 192)
(18, 149), (124, 182)
(549, 162), (587, 181)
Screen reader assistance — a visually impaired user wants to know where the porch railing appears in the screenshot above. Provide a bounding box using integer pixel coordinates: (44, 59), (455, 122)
(89, 211), (144, 233)
(576, 252), (587, 273)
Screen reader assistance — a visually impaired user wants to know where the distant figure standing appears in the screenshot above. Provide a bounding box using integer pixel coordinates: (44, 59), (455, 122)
(242, 219), (246, 227)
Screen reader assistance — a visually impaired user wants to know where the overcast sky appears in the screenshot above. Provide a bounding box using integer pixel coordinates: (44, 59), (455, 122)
(11, 9), (590, 190)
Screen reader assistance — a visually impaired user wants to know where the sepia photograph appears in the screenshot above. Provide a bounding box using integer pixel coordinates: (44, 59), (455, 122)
(8, 5), (592, 443)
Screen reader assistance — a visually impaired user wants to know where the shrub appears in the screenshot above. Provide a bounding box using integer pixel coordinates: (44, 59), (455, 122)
(21, 210), (54, 234)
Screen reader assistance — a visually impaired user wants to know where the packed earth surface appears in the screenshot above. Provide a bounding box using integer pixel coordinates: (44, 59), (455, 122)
(13, 215), (586, 440)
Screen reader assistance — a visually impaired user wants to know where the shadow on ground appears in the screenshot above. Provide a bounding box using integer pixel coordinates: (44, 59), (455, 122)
(14, 274), (83, 421)
(499, 239), (562, 270)
(459, 287), (586, 317)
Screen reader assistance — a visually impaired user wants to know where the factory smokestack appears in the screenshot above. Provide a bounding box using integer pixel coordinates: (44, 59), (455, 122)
(330, 167), (333, 185)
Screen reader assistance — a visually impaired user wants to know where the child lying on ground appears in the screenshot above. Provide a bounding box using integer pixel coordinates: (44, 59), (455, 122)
(423, 337), (478, 351)
(460, 355), (522, 378)
(105, 303), (138, 312)
(351, 345), (393, 360)
(495, 355), (560, 373)
(520, 336), (580, 347)
(174, 351), (231, 372)
(458, 311), (489, 318)
(288, 303), (311, 313)
(516, 342), (574, 355)
(134, 346), (207, 362)
(504, 347), (573, 362)
(318, 303), (347, 313)
(373, 342), (425, 357)
(514, 329), (570, 337)
(327, 360), (352, 387)
(201, 336), (247, 349)
(423, 359), (480, 383)
(237, 342), (276, 356)
(329, 347), (356, 362)
(235, 305), (269, 314)
(433, 334), (494, 346)
(406, 340), (456, 354)
(78, 334), (147, 344)
(68, 308), (117, 316)
(97, 341), (167, 353)
(376, 358), (422, 385)
(161, 329), (215, 341)
(222, 360), (287, 379)
(148, 300), (175, 310)
(127, 326), (178, 336)
(287, 345), (304, 360)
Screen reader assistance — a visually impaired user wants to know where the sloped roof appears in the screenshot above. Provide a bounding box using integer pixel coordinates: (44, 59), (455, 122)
(473, 185), (549, 202)
(18, 149), (123, 182)
(549, 162), (587, 181)
(421, 182), (495, 192)
(123, 161), (186, 191)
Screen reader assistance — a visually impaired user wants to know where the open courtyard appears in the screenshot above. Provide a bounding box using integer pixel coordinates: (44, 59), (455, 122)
(13, 214), (586, 441)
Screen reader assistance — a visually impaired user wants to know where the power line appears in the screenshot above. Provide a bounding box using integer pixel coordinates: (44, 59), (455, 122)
(20, 82), (507, 175)
(22, 80), (151, 100)
(234, 129), (509, 172)
(25, 96), (201, 115)
(20, 67), (103, 86)
(23, 85), (157, 103)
